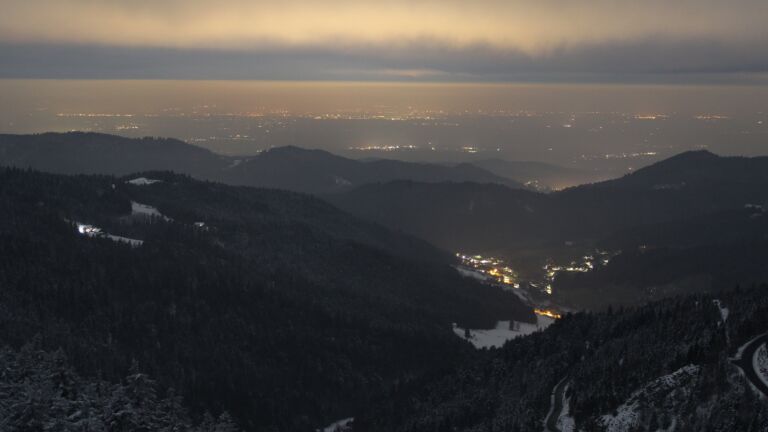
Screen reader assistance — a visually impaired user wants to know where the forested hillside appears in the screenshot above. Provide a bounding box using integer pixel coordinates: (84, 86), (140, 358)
(329, 180), (550, 252)
(332, 151), (768, 253)
(359, 284), (768, 431)
(0, 132), (223, 178)
(0, 343), (239, 431)
(553, 240), (768, 310)
(330, 152), (768, 311)
(0, 168), (531, 431)
(223, 145), (523, 193)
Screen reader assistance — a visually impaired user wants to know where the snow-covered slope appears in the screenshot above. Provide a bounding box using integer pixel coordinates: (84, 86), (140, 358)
(319, 417), (353, 432)
(600, 365), (700, 432)
(453, 315), (554, 349)
(131, 201), (172, 221)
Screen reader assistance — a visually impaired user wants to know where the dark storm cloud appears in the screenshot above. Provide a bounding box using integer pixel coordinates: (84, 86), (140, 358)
(2, 38), (768, 83)
(2, 0), (768, 82)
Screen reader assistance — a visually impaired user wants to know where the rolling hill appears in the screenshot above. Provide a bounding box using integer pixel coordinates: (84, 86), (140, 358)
(330, 151), (768, 311)
(0, 132), (523, 194)
(223, 145), (524, 193)
(0, 167), (532, 431)
(331, 151), (768, 252)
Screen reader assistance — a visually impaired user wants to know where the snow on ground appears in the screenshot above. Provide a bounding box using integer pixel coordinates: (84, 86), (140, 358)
(712, 299), (729, 323)
(126, 177), (161, 186)
(544, 381), (558, 428)
(106, 234), (143, 247)
(131, 201), (172, 221)
(600, 365), (699, 432)
(543, 378), (564, 432)
(733, 333), (766, 360)
(754, 343), (768, 390)
(334, 176), (352, 186)
(556, 383), (575, 432)
(454, 266), (491, 282)
(76, 223), (143, 248)
(507, 286), (532, 303)
(319, 418), (353, 432)
(453, 314), (554, 349)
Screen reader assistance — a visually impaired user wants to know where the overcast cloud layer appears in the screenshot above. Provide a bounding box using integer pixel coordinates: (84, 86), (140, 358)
(2, 0), (768, 82)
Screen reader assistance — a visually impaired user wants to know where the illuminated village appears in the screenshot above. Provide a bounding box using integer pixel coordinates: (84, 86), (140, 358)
(541, 251), (613, 295)
(456, 250), (616, 320)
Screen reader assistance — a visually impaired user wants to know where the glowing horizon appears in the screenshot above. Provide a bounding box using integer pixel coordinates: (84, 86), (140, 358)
(2, 1), (768, 82)
(3, 1), (767, 51)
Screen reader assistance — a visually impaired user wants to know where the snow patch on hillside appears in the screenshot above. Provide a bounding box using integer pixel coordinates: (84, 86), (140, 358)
(734, 333), (766, 360)
(106, 234), (144, 247)
(334, 176), (352, 186)
(455, 266), (491, 282)
(712, 299), (729, 323)
(453, 315), (554, 349)
(600, 365), (699, 432)
(126, 177), (161, 186)
(131, 201), (171, 221)
(319, 417), (353, 432)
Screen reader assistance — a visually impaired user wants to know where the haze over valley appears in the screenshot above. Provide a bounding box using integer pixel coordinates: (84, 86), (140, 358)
(3, 81), (768, 184)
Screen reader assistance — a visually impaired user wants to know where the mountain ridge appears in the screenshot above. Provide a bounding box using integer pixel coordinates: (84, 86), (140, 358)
(0, 132), (524, 194)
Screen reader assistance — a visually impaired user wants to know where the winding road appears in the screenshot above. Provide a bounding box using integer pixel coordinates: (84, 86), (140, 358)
(733, 333), (768, 398)
(543, 377), (569, 432)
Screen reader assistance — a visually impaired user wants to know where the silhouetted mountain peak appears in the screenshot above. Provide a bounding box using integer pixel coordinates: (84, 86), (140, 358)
(659, 149), (718, 164)
(261, 145), (338, 160)
(576, 150), (768, 191)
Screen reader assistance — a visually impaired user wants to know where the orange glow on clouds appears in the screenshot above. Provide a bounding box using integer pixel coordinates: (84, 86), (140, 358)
(2, 0), (767, 53)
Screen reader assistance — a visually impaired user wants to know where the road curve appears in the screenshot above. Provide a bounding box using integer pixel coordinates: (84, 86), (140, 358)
(543, 377), (569, 432)
(733, 333), (768, 398)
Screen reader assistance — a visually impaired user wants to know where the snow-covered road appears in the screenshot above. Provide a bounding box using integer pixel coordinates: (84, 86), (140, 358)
(733, 333), (768, 398)
(543, 377), (570, 432)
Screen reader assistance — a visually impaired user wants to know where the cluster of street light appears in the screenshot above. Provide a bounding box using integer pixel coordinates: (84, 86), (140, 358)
(456, 253), (520, 288)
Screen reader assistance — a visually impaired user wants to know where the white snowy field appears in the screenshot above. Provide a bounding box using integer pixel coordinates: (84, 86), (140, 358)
(453, 314), (555, 349)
